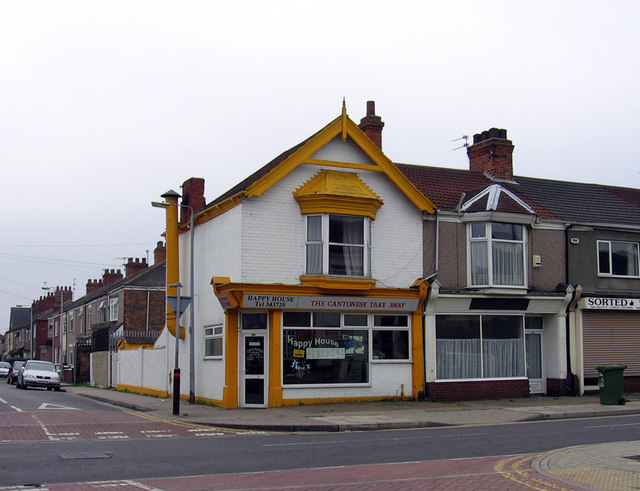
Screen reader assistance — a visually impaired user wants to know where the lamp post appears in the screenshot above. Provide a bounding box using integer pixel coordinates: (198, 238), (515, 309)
(151, 199), (196, 405)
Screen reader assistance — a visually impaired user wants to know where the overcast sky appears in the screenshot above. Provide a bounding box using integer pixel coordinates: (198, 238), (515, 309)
(2, 1), (639, 333)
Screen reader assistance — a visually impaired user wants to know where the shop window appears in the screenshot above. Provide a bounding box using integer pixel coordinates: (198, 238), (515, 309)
(436, 315), (524, 379)
(372, 314), (409, 360)
(597, 240), (640, 277)
(306, 214), (370, 277)
(204, 324), (223, 358)
(282, 311), (410, 385)
(469, 222), (525, 287)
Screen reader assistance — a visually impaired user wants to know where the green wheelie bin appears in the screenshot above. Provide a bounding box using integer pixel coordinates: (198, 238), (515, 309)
(596, 365), (626, 405)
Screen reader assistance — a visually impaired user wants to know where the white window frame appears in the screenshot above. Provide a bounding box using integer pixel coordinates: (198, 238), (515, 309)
(109, 298), (119, 322)
(468, 222), (527, 287)
(435, 314), (526, 380)
(597, 240), (640, 278)
(305, 214), (371, 277)
(204, 324), (224, 358)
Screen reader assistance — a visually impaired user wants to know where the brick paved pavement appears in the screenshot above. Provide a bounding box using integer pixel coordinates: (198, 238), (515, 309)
(0, 454), (587, 490)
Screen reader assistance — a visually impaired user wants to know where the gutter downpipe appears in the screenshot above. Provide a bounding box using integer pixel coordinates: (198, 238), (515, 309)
(567, 284), (583, 395)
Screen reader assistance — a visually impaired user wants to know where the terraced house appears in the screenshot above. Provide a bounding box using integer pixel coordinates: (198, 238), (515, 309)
(119, 102), (640, 407)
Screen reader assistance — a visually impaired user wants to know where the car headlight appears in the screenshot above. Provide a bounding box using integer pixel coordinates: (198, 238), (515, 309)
(24, 374), (37, 380)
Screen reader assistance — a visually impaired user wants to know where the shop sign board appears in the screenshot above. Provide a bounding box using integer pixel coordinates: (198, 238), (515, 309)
(580, 297), (640, 310)
(242, 294), (419, 311)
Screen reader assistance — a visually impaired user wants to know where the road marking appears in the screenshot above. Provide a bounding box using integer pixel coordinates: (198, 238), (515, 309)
(10, 406), (22, 412)
(494, 454), (575, 490)
(586, 422), (640, 429)
(0, 397), (6, 404)
(38, 402), (81, 410)
(31, 414), (79, 441)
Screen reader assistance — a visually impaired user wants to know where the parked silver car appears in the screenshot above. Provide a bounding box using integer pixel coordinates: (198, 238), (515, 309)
(16, 360), (61, 391)
(0, 361), (10, 378)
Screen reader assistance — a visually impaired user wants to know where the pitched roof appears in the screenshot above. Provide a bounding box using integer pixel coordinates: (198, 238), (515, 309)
(68, 261), (166, 310)
(396, 161), (640, 227)
(201, 111), (435, 216)
(197, 108), (640, 228)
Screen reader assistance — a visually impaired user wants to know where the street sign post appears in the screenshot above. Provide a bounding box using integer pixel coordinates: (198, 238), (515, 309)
(167, 295), (191, 318)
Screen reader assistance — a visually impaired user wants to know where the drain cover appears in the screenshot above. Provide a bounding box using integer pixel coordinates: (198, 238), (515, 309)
(58, 452), (111, 460)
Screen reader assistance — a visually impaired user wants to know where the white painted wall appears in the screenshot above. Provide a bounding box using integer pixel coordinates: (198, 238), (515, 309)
(241, 163), (423, 287)
(128, 140), (425, 405)
(117, 347), (168, 392)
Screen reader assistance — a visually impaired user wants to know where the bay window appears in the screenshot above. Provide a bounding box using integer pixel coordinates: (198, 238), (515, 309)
(306, 214), (370, 277)
(469, 222), (525, 287)
(597, 240), (639, 277)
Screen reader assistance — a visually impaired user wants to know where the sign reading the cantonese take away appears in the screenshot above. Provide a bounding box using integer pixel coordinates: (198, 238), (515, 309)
(580, 297), (640, 310)
(242, 294), (419, 312)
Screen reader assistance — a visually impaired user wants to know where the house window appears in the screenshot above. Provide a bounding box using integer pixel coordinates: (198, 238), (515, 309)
(99, 302), (107, 323)
(598, 240), (640, 277)
(204, 324), (223, 357)
(469, 222), (525, 287)
(306, 214), (370, 277)
(436, 315), (525, 379)
(282, 311), (410, 385)
(69, 313), (74, 333)
(109, 298), (119, 322)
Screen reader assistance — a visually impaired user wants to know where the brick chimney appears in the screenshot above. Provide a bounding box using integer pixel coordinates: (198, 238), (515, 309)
(467, 128), (514, 180)
(102, 269), (123, 286)
(359, 101), (384, 149)
(86, 279), (103, 294)
(180, 177), (206, 223)
(33, 287), (72, 314)
(154, 241), (166, 264)
(125, 257), (148, 277)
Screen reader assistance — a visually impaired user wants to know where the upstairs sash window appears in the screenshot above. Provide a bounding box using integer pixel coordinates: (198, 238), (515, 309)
(306, 214), (370, 277)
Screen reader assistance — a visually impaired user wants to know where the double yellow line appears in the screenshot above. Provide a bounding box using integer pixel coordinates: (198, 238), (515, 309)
(494, 455), (574, 490)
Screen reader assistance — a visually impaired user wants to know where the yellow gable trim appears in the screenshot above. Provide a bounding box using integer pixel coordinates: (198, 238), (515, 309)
(244, 114), (436, 214)
(293, 169), (383, 219)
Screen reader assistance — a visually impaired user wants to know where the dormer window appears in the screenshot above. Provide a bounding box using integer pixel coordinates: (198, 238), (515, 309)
(306, 214), (370, 276)
(469, 222), (525, 287)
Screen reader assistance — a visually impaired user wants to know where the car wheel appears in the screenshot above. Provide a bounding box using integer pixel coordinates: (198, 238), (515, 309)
(54, 387), (61, 392)
(15, 380), (20, 389)
(20, 381), (27, 390)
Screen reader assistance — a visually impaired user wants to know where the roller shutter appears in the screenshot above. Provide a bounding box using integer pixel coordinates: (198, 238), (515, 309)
(583, 310), (640, 377)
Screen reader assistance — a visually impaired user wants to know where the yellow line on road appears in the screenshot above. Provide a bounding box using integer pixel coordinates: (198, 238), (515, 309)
(494, 455), (576, 491)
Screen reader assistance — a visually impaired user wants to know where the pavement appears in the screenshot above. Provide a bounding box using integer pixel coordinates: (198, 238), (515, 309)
(66, 385), (640, 491)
